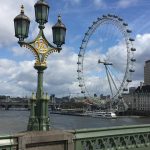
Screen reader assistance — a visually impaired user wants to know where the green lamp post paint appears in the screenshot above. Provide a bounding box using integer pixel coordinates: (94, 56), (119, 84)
(14, 1), (66, 131)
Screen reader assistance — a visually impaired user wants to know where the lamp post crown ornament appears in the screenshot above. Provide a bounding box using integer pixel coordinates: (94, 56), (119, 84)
(14, 0), (66, 131)
(58, 15), (61, 22)
(21, 5), (24, 14)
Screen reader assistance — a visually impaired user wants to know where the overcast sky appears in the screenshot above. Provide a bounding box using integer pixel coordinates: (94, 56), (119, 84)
(0, 0), (150, 98)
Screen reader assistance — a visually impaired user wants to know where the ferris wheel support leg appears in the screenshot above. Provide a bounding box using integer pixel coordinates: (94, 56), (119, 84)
(105, 65), (113, 98)
(107, 67), (118, 91)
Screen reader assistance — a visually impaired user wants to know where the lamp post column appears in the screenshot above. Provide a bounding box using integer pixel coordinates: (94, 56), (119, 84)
(35, 65), (50, 131)
(35, 66), (46, 99)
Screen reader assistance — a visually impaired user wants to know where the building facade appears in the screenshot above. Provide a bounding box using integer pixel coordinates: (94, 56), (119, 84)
(123, 85), (150, 115)
(144, 60), (150, 85)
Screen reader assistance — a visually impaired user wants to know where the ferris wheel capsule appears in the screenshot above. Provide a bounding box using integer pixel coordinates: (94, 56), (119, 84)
(131, 58), (136, 62)
(85, 32), (89, 35)
(129, 38), (135, 41)
(108, 14), (113, 17)
(129, 69), (135, 72)
(77, 69), (81, 73)
(103, 15), (107, 18)
(79, 84), (83, 87)
(127, 79), (132, 82)
(127, 29), (132, 33)
(118, 18), (123, 21)
(123, 23), (128, 26)
(93, 21), (97, 24)
(77, 61), (81, 65)
(131, 48), (136, 51)
(97, 17), (102, 21)
(113, 15), (118, 18)
(77, 77), (82, 80)
(118, 95), (123, 99)
(123, 88), (128, 91)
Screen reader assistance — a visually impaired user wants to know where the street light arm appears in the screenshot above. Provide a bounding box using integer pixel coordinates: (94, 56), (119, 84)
(18, 29), (62, 68)
(19, 41), (40, 64)
(37, 29), (62, 52)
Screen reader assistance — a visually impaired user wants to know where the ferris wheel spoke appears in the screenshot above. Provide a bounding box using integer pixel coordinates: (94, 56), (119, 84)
(107, 64), (126, 77)
(109, 65), (123, 84)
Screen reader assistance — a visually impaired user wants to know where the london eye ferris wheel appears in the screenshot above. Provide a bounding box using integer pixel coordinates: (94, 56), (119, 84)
(77, 14), (136, 101)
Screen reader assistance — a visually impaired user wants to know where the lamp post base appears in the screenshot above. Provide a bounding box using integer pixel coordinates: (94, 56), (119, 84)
(39, 117), (50, 131)
(27, 95), (50, 131)
(27, 115), (50, 131)
(27, 117), (39, 131)
(37, 97), (50, 131)
(27, 110), (50, 131)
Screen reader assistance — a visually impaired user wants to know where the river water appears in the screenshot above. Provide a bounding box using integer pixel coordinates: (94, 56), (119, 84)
(0, 110), (150, 135)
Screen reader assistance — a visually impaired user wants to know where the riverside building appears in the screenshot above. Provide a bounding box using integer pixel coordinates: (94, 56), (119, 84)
(123, 85), (150, 115)
(144, 60), (150, 85)
(122, 60), (150, 115)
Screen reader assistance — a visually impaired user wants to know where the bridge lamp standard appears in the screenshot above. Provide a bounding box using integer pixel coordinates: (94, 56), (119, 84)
(14, 0), (66, 131)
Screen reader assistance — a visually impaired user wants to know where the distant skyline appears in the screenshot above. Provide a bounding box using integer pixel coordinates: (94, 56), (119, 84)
(0, 0), (150, 97)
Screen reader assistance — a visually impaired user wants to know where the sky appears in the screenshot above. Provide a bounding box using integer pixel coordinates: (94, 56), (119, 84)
(0, 0), (150, 98)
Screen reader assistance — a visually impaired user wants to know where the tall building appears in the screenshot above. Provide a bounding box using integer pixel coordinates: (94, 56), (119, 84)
(144, 60), (150, 85)
(123, 85), (150, 114)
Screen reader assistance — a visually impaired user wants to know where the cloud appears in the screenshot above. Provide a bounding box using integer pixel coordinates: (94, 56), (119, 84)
(0, 0), (36, 47)
(12, 46), (27, 56)
(133, 34), (150, 81)
(0, 59), (36, 97)
(44, 46), (80, 95)
(72, 0), (81, 4)
(0, 45), (81, 97)
(1, 33), (150, 98)
(93, 0), (106, 8)
(62, 0), (81, 9)
(117, 0), (139, 8)
(0, 0), (149, 98)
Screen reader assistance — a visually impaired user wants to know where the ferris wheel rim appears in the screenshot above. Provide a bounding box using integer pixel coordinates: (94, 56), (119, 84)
(77, 14), (135, 100)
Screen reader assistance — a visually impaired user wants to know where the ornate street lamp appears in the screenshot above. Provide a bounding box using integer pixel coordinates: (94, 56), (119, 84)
(14, 5), (30, 42)
(14, 1), (66, 131)
(34, 0), (49, 29)
(52, 15), (66, 48)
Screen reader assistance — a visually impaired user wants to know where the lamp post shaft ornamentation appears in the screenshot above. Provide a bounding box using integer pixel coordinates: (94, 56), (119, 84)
(14, 0), (66, 131)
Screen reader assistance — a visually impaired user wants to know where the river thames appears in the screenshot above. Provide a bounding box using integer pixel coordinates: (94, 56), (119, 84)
(1, 110), (150, 135)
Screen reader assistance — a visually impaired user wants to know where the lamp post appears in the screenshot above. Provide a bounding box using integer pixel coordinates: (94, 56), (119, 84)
(14, 1), (66, 131)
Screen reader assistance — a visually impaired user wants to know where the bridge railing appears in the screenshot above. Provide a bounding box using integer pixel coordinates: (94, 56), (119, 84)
(0, 135), (17, 150)
(72, 124), (150, 150)
(1, 124), (150, 150)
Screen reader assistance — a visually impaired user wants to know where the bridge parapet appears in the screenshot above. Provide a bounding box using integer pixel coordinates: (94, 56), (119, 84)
(73, 124), (150, 150)
(0, 135), (17, 150)
(1, 124), (150, 150)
